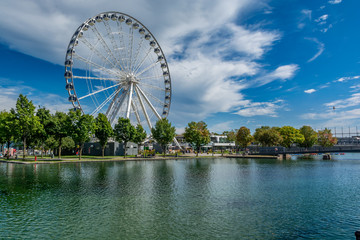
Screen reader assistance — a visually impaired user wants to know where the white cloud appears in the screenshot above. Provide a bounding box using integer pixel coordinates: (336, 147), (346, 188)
(336, 75), (360, 82)
(234, 100), (284, 117)
(324, 93), (360, 109)
(305, 38), (325, 62)
(209, 121), (235, 134)
(298, 9), (312, 29)
(328, 0), (342, 4)
(315, 14), (328, 23)
(251, 64), (299, 87)
(304, 89), (316, 94)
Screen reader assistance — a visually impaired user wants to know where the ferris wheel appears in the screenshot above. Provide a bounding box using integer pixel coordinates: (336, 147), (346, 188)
(64, 12), (171, 130)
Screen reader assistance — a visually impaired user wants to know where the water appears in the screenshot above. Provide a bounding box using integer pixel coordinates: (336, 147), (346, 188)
(1, 154), (360, 239)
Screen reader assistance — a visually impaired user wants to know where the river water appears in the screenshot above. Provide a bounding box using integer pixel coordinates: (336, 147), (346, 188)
(1, 154), (360, 239)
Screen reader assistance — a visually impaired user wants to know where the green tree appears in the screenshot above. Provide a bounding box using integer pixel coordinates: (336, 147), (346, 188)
(253, 126), (282, 147)
(12, 94), (42, 159)
(224, 130), (236, 142)
(95, 113), (113, 157)
(0, 111), (17, 159)
(184, 121), (210, 157)
(134, 124), (147, 157)
(151, 118), (176, 157)
(67, 110), (95, 160)
(36, 106), (52, 158)
(52, 111), (69, 159)
(299, 125), (318, 148)
(318, 128), (337, 147)
(236, 127), (253, 150)
(279, 126), (305, 148)
(114, 117), (136, 158)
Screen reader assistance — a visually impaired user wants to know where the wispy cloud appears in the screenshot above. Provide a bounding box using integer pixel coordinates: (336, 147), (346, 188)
(251, 64), (299, 87)
(209, 121), (235, 134)
(298, 9), (312, 29)
(324, 93), (360, 109)
(328, 0), (342, 4)
(234, 100), (284, 117)
(305, 38), (325, 62)
(335, 75), (360, 82)
(304, 89), (316, 94)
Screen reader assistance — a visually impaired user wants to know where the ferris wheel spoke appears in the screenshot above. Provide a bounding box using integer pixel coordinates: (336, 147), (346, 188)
(116, 21), (130, 71)
(131, 37), (145, 72)
(137, 74), (163, 81)
(73, 75), (123, 81)
(91, 25), (124, 71)
(139, 87), (165, 107)
(74, 53), (121, 77)
(128, 27), (135, 71)
(138, 82), (165, 91)
(135, 87), (152, 129)
(78, 82), (122, 100)
(91, 88), (121, 116)
(79, 37), (119, 70)
(103, 20), (126, 72)
(136, 61), (160, 77)
(136, 85), (162, 120)
(133, 47), (153, 74)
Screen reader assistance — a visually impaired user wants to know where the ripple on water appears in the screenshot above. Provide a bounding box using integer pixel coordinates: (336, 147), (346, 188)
(1, 157), (360, 239)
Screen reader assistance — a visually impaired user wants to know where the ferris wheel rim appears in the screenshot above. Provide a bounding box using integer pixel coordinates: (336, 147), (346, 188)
(64, 11), (172, 129)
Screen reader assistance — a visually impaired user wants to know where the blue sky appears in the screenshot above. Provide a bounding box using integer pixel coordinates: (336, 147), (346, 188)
(0, 0), (359, 134)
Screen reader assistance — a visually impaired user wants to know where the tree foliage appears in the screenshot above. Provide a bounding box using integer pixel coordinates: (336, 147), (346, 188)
(67, 110), (95, 159)
(254, 126), (282, 147)
(134, 124), (147, 156)
(114, 117), (136, 158)
(279, 126), (304, 148)
(318, 128), (337, 147)
(95, 113), (113, 157)
(299, 125), (318, 148)
(12, 94), (43, 159)
(0, 111), (17, 159)
(223, 130), (236, 142)
(236, 127), (253, 149)
(151, 118), (176, 157)
(53, 111), (69, 159)
(184, 121), (210, 156)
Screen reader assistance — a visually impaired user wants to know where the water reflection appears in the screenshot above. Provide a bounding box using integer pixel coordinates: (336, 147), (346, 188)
(1, 156), (360, 239)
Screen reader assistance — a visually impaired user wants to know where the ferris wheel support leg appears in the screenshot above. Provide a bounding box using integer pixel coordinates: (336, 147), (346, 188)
(126, 83), (134, 119)
(136, 85), (162, 120)
(131, 101), (141, 125)
(109, 91), (128, 126)
(135, 86), (152, 130)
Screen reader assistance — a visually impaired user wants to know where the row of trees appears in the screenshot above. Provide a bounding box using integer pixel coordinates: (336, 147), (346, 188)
(0, 94), (149, 159)
(0, 94), (339, 160)
(225, 125), (337, 150)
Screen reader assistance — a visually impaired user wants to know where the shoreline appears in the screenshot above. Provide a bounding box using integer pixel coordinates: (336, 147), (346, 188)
(0, 153), (280, 165)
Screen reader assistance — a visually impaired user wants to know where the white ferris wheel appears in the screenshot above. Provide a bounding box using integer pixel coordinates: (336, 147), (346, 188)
(64, 12), (171, 130)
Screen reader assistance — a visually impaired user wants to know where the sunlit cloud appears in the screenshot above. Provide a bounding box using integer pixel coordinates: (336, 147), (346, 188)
(304, 89), (316, 94)
(328, 0), (342, 4)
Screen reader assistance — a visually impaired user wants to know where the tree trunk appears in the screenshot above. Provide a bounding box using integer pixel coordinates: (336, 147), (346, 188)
(163, 145), (166, 157)
(79, 144), (83, 160)
(58, 139), (62, 159)
(23, 137), (26, 160)
(124, 141), (127, 158)
(196, 146), (199, 157)
(102, 145), (105, 157)
(7, 141), (11, 160)
(41, 145), (44, 158)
